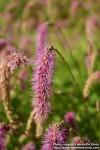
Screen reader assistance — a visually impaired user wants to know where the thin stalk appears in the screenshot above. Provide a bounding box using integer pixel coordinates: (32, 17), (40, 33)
(54, 48), (81, 91)
(48, 22), (81, 76)
(54, 48), (76, 83)
(18, 111), (34, 143)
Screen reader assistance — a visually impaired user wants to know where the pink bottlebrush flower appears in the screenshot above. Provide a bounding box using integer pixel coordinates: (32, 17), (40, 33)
(36, 22), (48, 56)
(33, 45), (55, 122)
(0, 123), (10, 150)
(41, 122), (68, 150)
(6, 52), (29, 74)
(64, 112), (77, 129)
(21, 142), (36, 150)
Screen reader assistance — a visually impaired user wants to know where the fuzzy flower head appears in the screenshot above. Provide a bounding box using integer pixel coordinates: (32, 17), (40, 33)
(21, 142), (36, 150)
(64, 112), (77, 130)
(36, 22), (48, 55)
(41, 121), (68, 150)
(64, 112), (75, 124)
(33, 45), (55, 122)
(0, 122), (10, 150)
(0, 52), (29, 99)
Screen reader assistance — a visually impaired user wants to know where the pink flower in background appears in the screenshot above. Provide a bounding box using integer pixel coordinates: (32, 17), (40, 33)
(18, 68), (29, 90)
(18, 69), (28, 81)
(0, 123), (10, 150)
(19, 36), (33, 57)
(41, 122), (68, 150)
(64, 111), (77, 129)
(56, 20), (68, 28)
(41, 0), (48, 5)
(85, 45), (97, 76)
(0, 39), (7, 49)
(36, 22), (48, 56)
(0, 38), (15, 58)
(71, 136), (90, 144)
(70, 0), (81, 16)
(21, 142), (36, 150)
(86, 15), (100, 42)
(71, 136), (84, 144)
(32, 46), (55, 122)
(86, 15), (100, 32)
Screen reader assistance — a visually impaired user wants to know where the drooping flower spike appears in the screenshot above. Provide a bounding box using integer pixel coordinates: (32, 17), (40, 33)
(0, 60), (15, 125)
(0, 52), (29, 127)
(7, 52), (29, 74)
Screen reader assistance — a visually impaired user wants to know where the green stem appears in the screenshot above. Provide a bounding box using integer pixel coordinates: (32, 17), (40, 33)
(55, 48), (76, 82)
(54, 48), (81, 92)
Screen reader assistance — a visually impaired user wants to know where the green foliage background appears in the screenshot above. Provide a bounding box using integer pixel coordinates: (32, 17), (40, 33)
(0, 0), (100, 149)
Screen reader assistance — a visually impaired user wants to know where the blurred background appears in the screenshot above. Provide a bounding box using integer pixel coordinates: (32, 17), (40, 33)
(0, 0), (100, 149)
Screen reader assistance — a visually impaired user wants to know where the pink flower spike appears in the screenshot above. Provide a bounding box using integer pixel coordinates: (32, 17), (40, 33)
(41, 122), (68, 150)
(32, 45), (55, 122)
